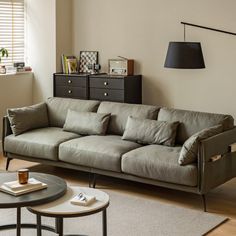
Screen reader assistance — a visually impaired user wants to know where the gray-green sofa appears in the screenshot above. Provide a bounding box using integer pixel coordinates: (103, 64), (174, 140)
(2, 97), (236, 211)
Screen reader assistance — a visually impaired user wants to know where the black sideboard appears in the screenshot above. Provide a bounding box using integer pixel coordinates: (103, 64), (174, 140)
(53, 73), (142, 104)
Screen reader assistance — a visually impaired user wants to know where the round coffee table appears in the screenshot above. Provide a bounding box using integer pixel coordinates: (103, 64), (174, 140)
(28, 186), (110, 236)
(0, 172), (67, 236)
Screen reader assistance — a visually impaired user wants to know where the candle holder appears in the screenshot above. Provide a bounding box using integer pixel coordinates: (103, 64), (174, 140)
(18, 169), (29, 184)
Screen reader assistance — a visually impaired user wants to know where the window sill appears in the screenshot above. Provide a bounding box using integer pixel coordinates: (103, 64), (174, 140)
(0, 71), (33, 79)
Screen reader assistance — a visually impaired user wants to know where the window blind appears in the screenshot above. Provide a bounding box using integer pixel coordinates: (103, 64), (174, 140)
(0, 0), (24, 67)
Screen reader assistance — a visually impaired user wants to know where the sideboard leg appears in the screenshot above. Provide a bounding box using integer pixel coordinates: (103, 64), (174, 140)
(5, 157), (12, 171)
(201, 194), (207, 212)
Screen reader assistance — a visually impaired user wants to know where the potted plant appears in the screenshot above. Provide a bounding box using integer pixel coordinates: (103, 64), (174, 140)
(0, 48), (8, 74)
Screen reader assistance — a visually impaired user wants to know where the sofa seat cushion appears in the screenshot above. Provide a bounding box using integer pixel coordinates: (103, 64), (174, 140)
(59, 135), (141, 172)
(4, 127), (80, 161)
(122, 145), (197, 187)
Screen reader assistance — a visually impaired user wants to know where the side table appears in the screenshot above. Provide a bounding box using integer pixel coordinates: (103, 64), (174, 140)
(0, 172), (67, 236)
(28, 186), (110, 236)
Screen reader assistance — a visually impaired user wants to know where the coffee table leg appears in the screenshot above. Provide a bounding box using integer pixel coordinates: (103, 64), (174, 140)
(103, 209), (107, 236)
(16, 207), (21, 236)
(55, 217), (63, 236)
(36, 214), (42, 236)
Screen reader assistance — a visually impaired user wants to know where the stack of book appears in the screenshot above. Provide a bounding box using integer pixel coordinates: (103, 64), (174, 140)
(0, 178), (47, 196)
(70, 192), (96, 206)
(61, 54), (78, 74)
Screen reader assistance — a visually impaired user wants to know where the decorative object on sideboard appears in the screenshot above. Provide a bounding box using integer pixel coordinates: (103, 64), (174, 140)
(108, 56), (134, 76)
(0, 47), (8, 74)
(79, 51), (98, 73)
(88, 63), (101, 74)
(165, 21), (236, 69)
(61, 54), (78, 74)
(164, 22), (205, 69)
(67, 58), (78, 74)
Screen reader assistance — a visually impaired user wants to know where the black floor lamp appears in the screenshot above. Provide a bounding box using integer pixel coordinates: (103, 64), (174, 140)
(164, 22), (236, 69)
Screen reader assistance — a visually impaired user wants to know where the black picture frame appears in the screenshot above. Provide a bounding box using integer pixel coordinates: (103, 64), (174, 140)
(79, 51), (98, 73)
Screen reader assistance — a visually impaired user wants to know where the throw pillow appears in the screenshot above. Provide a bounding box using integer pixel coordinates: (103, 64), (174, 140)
(7, 103), (49, 136)
(122, 116), (179, 146)
(178, 124), (223, 165)
(63, 110), (110, 135)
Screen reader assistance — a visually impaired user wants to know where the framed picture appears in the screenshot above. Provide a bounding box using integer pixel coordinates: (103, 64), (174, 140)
(79, 51), (98, 73)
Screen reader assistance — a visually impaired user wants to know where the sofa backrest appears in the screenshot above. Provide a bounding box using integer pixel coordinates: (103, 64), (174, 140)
(46, 97), (100, 127)
(157, 107), (234, 144)
(97, 101), (160, 135)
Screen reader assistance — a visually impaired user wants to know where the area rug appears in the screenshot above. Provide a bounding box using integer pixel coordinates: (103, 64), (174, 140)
(0, 190), (227, 236)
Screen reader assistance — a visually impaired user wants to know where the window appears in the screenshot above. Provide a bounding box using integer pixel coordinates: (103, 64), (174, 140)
(0, 0), (24, 67)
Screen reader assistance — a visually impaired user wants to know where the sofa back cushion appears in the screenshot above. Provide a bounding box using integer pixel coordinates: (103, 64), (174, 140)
(122, 116), (179, 146)
(7, 103), (49, 136)
(178, 124), (223, 165)
(46, 97), (100, 127)
(63, 110), (110, 135)
(97, 101), (160, 135)
(158, 107), (234, 144)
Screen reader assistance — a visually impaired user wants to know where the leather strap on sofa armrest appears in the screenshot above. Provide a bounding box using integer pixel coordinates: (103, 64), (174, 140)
(198, 127), (236, 194)
(199, 127), (236, 163)
(2, 115), (12, 156)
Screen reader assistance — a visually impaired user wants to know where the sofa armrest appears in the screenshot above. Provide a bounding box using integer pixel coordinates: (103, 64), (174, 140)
(2, 115), (12, 156)
(198, 127), (236, 194)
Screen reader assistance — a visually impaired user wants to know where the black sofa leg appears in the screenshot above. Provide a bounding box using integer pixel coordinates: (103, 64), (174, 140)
(5, 158), (12, 171)
(89, 172), (93, 188)
(92, 174), (98, 188)
(89, 173), (98, 188)
(201, 194), (207, 212)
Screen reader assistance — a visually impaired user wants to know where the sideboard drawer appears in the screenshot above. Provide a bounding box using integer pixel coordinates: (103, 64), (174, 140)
(90, 88), (124, 102)
(55, 75), (87, 87)
(53, 73), (142, 103)
(90, 77), (124, 89)
(55, 86), (87, 99)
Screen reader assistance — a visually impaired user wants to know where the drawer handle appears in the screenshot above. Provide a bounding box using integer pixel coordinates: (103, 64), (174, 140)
(104, 92), (108, 96)
(68, 80), (72, 84)
(104, 82), (108, 86)
(68, 90), (72, 94)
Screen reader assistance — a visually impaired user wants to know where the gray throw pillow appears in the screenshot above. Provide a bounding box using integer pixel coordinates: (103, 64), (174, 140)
(63, 110), (110, 135)
(122, 116), (179, 146)
(178, 124), (223, 165)
(7, 103), (49, 136)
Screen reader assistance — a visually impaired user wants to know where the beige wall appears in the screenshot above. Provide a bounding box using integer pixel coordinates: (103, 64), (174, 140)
(26, 0), (72, 103)
(26, 0), (56, 103)
(72, 0), (236, 119)
(56, 0), (73, 72)
(0, 73), (33, 139)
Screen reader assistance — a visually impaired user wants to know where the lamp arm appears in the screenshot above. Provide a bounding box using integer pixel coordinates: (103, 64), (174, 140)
(181, 21), (236, 37)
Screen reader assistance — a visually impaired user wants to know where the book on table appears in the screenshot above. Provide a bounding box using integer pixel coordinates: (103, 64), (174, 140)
(70, 192), (96, 206)
(0, 178), (47, 196)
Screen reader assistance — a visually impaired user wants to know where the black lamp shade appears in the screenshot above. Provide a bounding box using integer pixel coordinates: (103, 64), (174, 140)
(164, 42), (205, 69)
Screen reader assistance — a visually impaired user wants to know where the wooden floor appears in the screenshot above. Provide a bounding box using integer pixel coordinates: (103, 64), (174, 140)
(0, 156), (236, 235)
